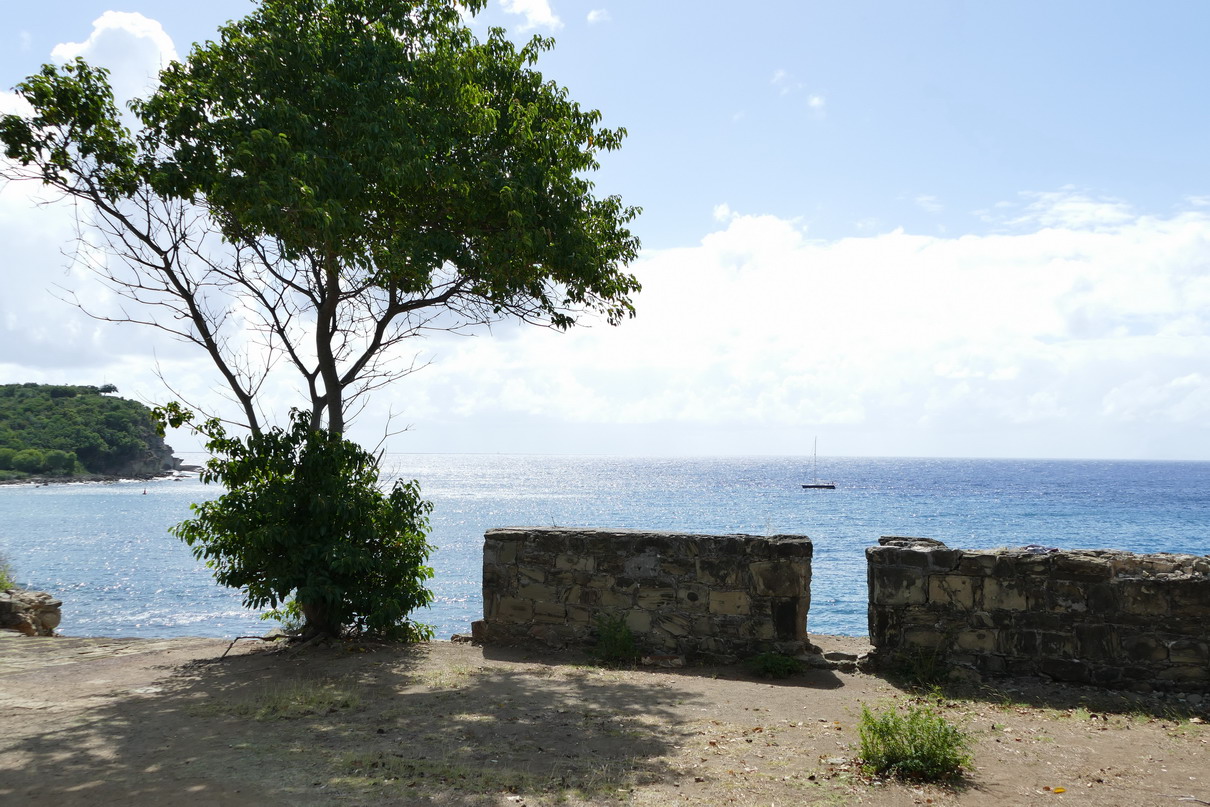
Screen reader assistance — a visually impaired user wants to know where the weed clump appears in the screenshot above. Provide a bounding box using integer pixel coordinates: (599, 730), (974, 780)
(592, 613), (639, 665)
(857, 702), (971, 782)
(745, 651), (802, 679)
(0, 552), (14, 590)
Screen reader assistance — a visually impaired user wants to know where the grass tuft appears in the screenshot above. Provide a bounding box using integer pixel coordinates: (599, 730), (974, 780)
(196, 677), (361, 721)
(0, 551), (14, 590)
(857, 702), (971, 782)
(591, 613), (639, 665)
(745, 651), (802, 679)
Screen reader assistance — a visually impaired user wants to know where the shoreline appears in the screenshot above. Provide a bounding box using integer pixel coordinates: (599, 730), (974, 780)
(0, 470), (194, 487)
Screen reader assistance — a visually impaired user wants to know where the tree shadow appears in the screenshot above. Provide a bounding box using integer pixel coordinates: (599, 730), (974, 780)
(2, 641), (717, 805)
(480, 643), (847, 690)
(871, 665), (1208, 721)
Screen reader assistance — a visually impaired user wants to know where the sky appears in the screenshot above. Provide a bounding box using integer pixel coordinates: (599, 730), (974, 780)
(3, 1), (1210, 460)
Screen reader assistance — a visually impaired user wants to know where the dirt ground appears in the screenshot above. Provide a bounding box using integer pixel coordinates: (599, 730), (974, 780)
(0, 633), (1206, 807)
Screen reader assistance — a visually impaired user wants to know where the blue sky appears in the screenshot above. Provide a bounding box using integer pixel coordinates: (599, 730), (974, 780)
(4, 1), (1210, 459)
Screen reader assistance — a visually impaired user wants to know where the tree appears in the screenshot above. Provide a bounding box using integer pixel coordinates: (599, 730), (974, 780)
(1, 0), (639, 639)
(164, 406), (435, 641)
(0, 0), (641, 436)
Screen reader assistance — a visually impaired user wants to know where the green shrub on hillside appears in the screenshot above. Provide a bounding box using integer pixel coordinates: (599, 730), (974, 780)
(0, 383), (170, 475)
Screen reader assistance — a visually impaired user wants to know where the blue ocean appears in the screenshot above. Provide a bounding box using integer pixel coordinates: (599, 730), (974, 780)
(1, 455), (1207, 640)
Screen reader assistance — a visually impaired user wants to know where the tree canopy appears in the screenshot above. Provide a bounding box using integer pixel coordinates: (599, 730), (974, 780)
(0, 0), (641, 434)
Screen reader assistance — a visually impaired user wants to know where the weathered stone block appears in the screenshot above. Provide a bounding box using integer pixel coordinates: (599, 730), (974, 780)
(983, 578), (1029, 611)
(533, 601), (567, 623)
(517, 583), (559, 602)
(1167, 639), (1209, 664)
(494, 597), (534, 623)
(1075, 623), (1115, 660)
(928, 574), (976, 609)
(636, 587), (677, 610)
(566, 585), (600, 606)
(1114, 579), (1169, 616)
(1117, 633), (1168, 662)
(922, 549), (962, 571)
(625, 609), (652, 633)
(1015, 553), (1055, 574)
(1045, 580), (1088, 612)
(623, 550), (661, 578)
(957, 554), (997, 575)
(677, 583), (710, 611)
(654, 613), (692, 637)
(1086, 582), (1117, 614)
(599, 589), (636, 608)
(1040, 658), (1091, 683)
(869, 566), (927, 606)
(555, 553), (596, 572)
(748, 561), (805, 597)
(1053, 554), (1112, 581)
(565, 605), (593, 625)
(697, 559), (744, 587)
(709, 591), (752, 615)
(955, 629), (998, 653)
(866, 546), (925, 567)
(902, 628), (945, 648)
(1036, 631), (1076, 658)
(1156, 665), (1210, 683)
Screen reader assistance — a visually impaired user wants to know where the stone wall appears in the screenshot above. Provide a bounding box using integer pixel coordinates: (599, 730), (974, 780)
(867, 537), (1210, 691)
(475, 527), (812, 661)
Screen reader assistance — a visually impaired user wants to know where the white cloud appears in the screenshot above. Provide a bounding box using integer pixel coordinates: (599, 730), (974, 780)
(993, 187), (1136, 231)
(499, 0), (563, 31)
(384, 196), (1210, 457)
(50, 12), (177, 103)
(771, 68), (805, 97)
(807, 94), (826, 113)
(587, 9), (611, 24)
(0, 91), (34, 117)
(915, 194), (943, 214)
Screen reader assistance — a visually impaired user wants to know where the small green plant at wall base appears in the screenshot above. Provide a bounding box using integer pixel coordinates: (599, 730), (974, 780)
(592, 614), (639, 664)
(892, 646), (948, 688)
(858, 703), (972, 782)
(745, 651), (802, 679)
(0, 552), (14, 589)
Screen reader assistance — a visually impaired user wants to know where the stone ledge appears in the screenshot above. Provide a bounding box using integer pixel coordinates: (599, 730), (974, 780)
(0, 588), (62, 636)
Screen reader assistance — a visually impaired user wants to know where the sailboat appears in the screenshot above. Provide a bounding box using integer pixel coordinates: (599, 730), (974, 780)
(802, 438), (836, 489)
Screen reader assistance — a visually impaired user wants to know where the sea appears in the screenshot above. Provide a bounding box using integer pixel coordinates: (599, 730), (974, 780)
(1, 455), (1208, 640)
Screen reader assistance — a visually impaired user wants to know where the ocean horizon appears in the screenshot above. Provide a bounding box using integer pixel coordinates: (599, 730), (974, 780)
(2, 454), (1208, 640)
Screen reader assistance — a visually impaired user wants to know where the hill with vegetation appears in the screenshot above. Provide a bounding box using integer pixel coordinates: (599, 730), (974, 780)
(0, 383), (180, 480)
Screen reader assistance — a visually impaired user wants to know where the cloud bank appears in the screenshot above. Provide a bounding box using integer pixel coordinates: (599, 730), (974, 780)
(391, 194), (1210, 458)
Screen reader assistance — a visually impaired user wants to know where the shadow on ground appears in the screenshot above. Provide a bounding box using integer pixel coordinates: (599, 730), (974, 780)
(2, 641), (724, 805)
